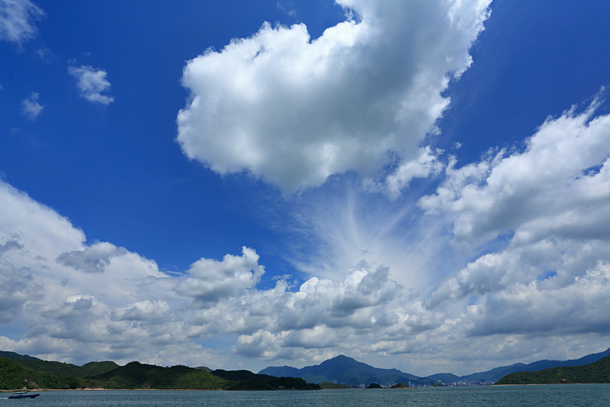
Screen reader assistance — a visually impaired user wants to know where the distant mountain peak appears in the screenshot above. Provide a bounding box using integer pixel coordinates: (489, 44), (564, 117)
(259, 354), (428, 387)
(320, 354), (359, 365)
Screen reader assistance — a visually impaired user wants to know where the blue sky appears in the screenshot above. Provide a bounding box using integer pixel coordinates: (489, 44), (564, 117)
(1, 0), (610, 376)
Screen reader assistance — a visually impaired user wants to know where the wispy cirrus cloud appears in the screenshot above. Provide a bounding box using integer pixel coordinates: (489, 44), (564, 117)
(68, 65), (114, 105)
(0, 0), (44, 45)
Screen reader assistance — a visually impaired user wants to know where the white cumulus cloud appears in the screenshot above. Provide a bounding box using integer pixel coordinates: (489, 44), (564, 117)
(420, 94), (610, 248)
(68, 65), (115, 105)
(177, 0), (491, 193)
(421, 92), (610, 352)
(56, 242), (126, 273)
(175, 247), (265, 304)
(21, 91), (44, 120)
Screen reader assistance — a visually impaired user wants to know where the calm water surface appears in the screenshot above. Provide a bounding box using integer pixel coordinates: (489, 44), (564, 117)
(2, 385), (609, 406)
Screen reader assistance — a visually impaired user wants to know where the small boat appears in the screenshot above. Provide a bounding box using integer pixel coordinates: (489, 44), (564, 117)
(8, 391), (40, 399)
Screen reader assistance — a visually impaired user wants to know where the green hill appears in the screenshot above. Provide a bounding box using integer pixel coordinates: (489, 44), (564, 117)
(0, 351), (118, 380)
(12, 358), (118, 379)
(495, 355), (610, 385)
(80, 361), (122, 377)
(459, 347), (610, 384)
(211, 369), (319, 390)
(0, 356), (89, 389)
(0, 357), (35, 389)
(0, 352), (320, 391)
(93, 362), (227, 389)
(0, 351), (41, 361)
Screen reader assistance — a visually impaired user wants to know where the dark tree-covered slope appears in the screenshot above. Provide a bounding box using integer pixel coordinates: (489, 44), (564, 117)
(495, 355), (610, 385)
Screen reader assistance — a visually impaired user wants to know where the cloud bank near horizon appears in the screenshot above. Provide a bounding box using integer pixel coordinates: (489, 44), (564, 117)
(2, 93), (610, 374)
(177, 0), (490, 193)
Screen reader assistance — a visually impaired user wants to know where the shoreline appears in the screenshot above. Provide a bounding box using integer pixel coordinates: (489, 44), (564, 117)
(1, 388), (226, 392)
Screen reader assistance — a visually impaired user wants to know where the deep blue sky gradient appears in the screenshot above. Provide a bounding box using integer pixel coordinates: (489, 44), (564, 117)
(2, 0), (610, 372)
(3, 0), (610, 276)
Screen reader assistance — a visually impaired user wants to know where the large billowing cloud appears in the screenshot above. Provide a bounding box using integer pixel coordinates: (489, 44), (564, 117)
(0, 176), (420, 369)
(0, 179), (190, 364)
(420, 94), (610, 356)
(177, 0), (490, 193)
(420, 96), (610, 248)
(0, 177), (407, 366)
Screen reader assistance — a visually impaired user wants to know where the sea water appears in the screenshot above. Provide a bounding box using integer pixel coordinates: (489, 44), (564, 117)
(1, 384), (609, 406)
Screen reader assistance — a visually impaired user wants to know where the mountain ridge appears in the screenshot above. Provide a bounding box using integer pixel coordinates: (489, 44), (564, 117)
(260, 348), (610, 385)
(457, 346), (610, 383)
(3, 347), (608, 389)
(260, 355), (433, 387)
